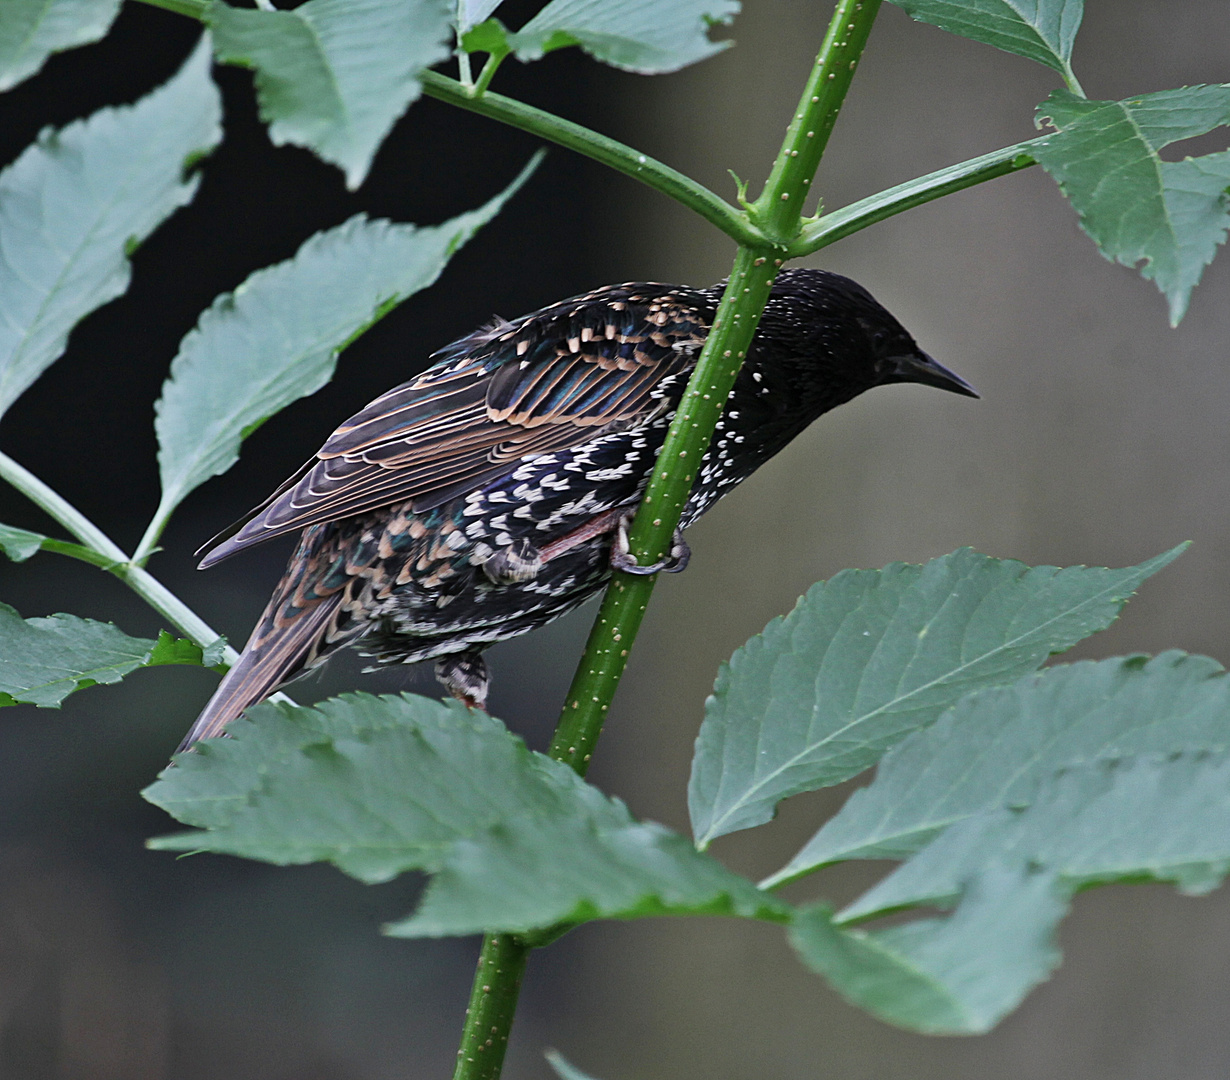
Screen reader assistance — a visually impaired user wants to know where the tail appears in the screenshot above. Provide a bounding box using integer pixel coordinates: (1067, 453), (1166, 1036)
(177, 592), (349, 752)
(180, 521), (377, 752)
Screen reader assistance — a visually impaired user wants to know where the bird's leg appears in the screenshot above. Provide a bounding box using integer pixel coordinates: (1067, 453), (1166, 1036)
(482, 537), (543, 584)
(609, 510), (691, 576)
(434, 650), (490, 711)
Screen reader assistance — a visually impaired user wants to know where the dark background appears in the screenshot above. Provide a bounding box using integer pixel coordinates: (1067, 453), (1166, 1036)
(0, 2), (1228, 1078)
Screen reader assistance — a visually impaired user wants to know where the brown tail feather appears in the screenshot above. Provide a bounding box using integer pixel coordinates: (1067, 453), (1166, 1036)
(177, 593), (347, 752)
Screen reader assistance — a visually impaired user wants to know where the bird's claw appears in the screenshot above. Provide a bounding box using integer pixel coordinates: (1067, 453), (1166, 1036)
(610, 513), (691, 576)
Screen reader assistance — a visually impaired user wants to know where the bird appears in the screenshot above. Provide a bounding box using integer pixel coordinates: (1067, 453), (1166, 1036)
(177, 268), (975, 751)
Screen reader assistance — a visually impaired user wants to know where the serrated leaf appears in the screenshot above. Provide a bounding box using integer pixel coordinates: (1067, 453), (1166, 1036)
(795, 751), (1230, 1033)
(0, 604), (229, 707)
(0, 0), (121, 91)
(0, 523), (45, 562)
(689, 545), (1183, 847)
(791, 868), (1065, 1035)
(151, 154), (540, 529)
(207, 0), (452, 189)
(888, 0), (1082, 80)
(1033, 86), (1230, 325)
(146, 629), (228, 671)
(145, 692), (787, 935)
(833, 653), (1230, 917)
(774, 651), (1230, 884)
(0, 39), (221, 419)
(506, 0), (739, 75)
(0, 604), (153, 706)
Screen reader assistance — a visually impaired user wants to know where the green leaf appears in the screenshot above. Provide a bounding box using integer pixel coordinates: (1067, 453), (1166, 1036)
(146, 629), (229, 672)
(145, 693), (788, 936)
(773, 651), (1230, 885)
(793, 750), (1230, 1033)
(887, 0), (1082, 81)
(831, 652), (1230, 917)
(207, 0), (453, 189)
(689, 545), (1183, 847)
(150, 153), (540, 530)
(1033, 86), (1230, 325)
(0, 523), (45, 562)
(460, 17), (510, 56)
(790, 868), (1065, 1035)
(0, 604), (228, 707)
(0, 39), (221, 419)
(505, 0), (739, 74)
(0, 603), (154, 706)
(0, 0), (121, 91)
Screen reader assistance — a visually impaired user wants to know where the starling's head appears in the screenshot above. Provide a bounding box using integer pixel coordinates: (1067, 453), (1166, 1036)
(749, 268), (977, 406)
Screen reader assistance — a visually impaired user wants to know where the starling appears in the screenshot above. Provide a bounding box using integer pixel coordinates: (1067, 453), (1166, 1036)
(179, 268), (975, 750)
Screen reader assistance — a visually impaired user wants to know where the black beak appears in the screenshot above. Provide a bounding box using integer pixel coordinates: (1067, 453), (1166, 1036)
(887, 351), (979, 398)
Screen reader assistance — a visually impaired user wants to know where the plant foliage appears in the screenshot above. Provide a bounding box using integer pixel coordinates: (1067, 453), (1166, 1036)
(0, 0), (1227, 1073)
(144, 694), (787, 935)
(207, 0), (454, 188)
(690, 545), (1183, 847)
(0, 39), (221, 418)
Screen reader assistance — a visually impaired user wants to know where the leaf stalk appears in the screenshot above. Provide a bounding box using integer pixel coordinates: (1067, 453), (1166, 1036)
(550, 0), (884, 774)
(457, 5), (887, 1075)
(0, 449), (236, 665)
(419, 71), (763, 249)
(792, 138), (1042, 256)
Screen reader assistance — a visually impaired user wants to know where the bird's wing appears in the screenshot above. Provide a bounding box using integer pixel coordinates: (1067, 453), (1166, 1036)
(197, 285), (710, 567)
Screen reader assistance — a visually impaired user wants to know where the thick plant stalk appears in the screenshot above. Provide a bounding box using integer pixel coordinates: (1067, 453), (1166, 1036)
(455, 4), (884, 1078)
(553, 0), (884, 770)
(453, 934), (529, 1080)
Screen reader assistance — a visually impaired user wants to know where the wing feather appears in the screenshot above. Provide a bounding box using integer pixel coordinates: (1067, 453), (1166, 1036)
(197, 284), (710, 567)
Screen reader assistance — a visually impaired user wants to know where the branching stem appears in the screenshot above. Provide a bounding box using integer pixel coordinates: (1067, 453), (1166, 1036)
(0, 450), (237, 664)
(460, 3), (884, 1078)
(419, 71), (761, 247)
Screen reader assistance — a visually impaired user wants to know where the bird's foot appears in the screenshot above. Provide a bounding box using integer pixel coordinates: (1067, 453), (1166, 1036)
(482, 537), (543, 584)
(610, 512), (691, 576)
(434, 651), (490, 711)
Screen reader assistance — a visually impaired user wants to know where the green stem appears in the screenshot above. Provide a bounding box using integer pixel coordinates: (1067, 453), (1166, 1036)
(548, 244), (778, 769)
(1061, 62), (1086, 98)
(751, 0), (883, 241)
(36, 537), (128, 572)
(133, 496), (175, 566)
(452, 934), (529, 1080)
(791, 137), (1042, 256)
(0, 449), (237, 665)
(471, 50), (506, 97)
(465, 0), (887, 1066)
(419, 72), (762, 249)
(550, 0), (883, 773)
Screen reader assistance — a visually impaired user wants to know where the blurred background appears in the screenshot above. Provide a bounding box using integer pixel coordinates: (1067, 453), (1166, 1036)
(1, 1), (1228, 1077)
